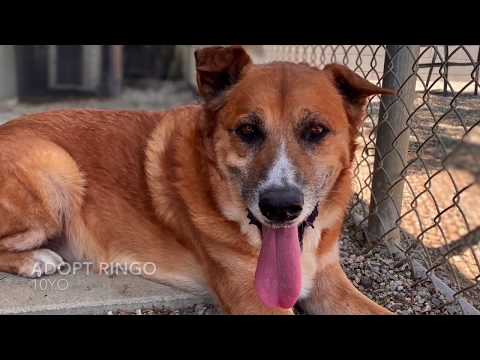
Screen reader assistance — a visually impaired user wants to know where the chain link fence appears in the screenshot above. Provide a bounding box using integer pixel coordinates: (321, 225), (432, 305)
(249, 45), (480, 314)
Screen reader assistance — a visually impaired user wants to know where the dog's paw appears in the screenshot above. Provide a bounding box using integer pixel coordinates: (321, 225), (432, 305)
(19, 249), (67, 278)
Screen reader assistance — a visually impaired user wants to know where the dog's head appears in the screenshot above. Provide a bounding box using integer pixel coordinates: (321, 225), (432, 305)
(195, 46), (394, 309)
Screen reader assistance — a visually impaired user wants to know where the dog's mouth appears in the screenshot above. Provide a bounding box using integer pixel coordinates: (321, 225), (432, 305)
(246, 205), (319, 310)
(247, 205), (318, 250)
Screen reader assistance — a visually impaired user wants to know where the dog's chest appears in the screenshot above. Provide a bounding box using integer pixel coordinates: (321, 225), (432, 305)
(299, 226), (322, 299)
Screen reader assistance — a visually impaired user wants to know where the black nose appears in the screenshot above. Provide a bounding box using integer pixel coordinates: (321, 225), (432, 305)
(259, 187), (304, 223)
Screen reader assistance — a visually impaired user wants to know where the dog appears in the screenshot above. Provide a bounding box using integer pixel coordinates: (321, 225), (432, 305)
(0, 46), (394, 315)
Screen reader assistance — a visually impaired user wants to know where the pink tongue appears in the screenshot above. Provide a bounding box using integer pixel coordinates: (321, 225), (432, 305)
(255, 225), (302, 309)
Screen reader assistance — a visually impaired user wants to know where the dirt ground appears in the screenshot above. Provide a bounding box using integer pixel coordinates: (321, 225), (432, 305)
(0, 81), (478, 314)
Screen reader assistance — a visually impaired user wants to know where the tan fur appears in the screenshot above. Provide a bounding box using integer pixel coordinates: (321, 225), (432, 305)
(0, 46), (394, 315)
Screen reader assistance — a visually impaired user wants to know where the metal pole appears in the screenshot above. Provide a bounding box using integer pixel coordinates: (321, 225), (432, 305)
(367, 45), (420, 253)
(425, 48), (437, 89)
(474, 45), (480, 96)
(443, 45), (449, 96)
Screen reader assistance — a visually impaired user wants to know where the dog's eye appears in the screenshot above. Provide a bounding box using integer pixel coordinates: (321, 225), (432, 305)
(302, 123), (329, 144)
(235, 123), (264, 144)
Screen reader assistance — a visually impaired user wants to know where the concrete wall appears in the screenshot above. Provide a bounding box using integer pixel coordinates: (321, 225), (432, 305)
(0, 45), (17, 100)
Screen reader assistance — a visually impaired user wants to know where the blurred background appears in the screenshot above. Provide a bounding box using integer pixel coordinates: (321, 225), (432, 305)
(0, 45), (198, 122)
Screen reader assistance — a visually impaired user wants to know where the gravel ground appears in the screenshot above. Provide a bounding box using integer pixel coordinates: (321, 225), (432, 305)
(107, 304), (219, 316)
(339, 228), (463, 315)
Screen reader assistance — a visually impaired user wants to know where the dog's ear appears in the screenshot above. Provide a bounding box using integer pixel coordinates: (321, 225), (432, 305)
(195, 46), (252, 101)
(324, 64), (396, 128)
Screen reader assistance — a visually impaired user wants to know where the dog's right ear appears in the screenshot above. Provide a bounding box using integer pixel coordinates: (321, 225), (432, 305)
(195, 46), (252, 101)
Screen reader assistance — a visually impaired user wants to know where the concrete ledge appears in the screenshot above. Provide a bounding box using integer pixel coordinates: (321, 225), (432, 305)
(0, 270), (212, 315)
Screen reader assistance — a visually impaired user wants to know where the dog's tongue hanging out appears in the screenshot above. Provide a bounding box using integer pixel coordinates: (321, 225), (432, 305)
(255, 225), (302, 309)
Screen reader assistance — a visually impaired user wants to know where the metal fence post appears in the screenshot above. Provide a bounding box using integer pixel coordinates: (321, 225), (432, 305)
(367, 45), (420, 252)
(475, 46), (480, 96)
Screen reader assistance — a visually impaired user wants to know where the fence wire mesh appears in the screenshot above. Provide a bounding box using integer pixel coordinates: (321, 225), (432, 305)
(253, 45), (480, 314)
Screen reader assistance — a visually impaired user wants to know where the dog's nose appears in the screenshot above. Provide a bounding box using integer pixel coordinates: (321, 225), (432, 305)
(259, 187), (304, 223)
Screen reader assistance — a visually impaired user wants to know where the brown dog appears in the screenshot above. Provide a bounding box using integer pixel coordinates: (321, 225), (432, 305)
(0, 46), (394, 315)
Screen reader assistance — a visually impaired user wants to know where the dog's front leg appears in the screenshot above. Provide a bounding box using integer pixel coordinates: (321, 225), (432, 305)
(299, 261), (393, 315)
(298, 224), (393, 315)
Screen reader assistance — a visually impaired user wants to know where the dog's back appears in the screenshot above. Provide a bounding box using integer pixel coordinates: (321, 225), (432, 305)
(0, 110), (160, 207)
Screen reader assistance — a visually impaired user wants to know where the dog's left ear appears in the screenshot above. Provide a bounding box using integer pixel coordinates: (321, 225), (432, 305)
(195, 46), (252, 101)
(324, 64), (396, 128)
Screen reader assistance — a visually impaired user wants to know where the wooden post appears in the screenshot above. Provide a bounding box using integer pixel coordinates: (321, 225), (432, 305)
(367, 45), (420, 253)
